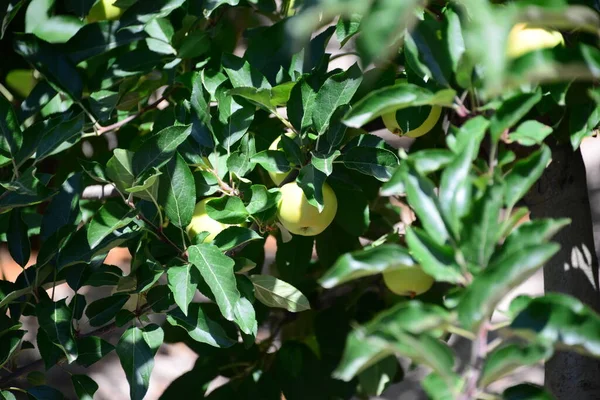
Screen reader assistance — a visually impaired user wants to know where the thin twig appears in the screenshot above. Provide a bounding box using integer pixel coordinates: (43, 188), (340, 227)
(92, 88), (174, 136)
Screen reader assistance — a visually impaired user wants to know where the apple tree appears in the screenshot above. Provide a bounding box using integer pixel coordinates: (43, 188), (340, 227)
(1, 0), (600, 399)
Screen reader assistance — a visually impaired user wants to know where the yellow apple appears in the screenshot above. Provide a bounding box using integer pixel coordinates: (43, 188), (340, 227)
(382, 105), (442, 138)
(87, 0), (124, 23)
(277, 181), (337, 236)
(187, 197), (230, 242)
(506, 23), (564, 59)
(268, 133), (295, 186)
(6, 69), (36, 98)
(382, 265), (434, 296)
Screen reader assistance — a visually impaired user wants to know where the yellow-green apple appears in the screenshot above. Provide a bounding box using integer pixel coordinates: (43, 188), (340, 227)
(277, 181), (337, 236)
(382, 265), (434, 296)
(506, 23), (564, 59)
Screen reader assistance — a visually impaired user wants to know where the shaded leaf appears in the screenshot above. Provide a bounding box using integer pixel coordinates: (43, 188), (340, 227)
(319, 244), (416, 289)
(166, 303), (236, 348)
(249, 274), (310, 312)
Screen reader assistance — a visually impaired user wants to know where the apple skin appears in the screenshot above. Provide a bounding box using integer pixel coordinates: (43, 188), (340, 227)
(87, 0), (124, 23)
(382, 105), (442, 138)
(382, 265), (434, 296)
(277, 181), (338, 236)
(268, 133), (295, 186)
(506, 23), (564, 59)
(187, 197), (230, 242)
(6, 69), (36, 98)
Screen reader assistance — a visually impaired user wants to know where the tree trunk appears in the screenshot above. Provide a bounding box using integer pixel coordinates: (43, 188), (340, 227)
(525, 144), (600, 399)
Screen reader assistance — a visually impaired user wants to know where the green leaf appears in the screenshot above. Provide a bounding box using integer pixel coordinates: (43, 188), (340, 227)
(503, 384), (553, 400)
(167, 264), (198, 316)
(312, 151), (341, 177)
(405, 227), (465, 284)
(312, 63), (363, 135)
(509, 293), (600, 358)
(213, 226), (262, 252)
(26, 386), (64, 400)
(481, 344), (552, 387)
(117, 325), (163, 400)
(460, 183), (504, 267)
(203, 0), (240, 17)
(144, 18), (175, 55)
(66, 21), (146, 64)
(0, 330), (24, 370)
(246, 185), (280, 215)
(447, 116), (490, 154)
(249, 274), (310, 312)
(0, 94), (22, 159)
(85, 294), (130, 327)
(422, 372), (462, 400)
(458, 244), (560, 330)
(358, 356), (397, 396)
(296, 164), (327, 211)
(71, 294), (86, 321)
(227, 87), (276, 112)
(35, 114), (85, 162)
(490, 89), (543, 142)
(188, 244), (240, 321)
(369, 301), (452, 337)
(504, 145), (551, 209)
(342, 147), (398, 181)
(438, 131), (479, 234)
(14, 34), (83, 100)
(222, 53), (271, 90)
(510, 120), (553, 146)
(404, 13), (453, 86)
(1, 0), (24, 39)
(333, 330), (394, 382)
(132, 124), (192, 176)
(336, 14), (361, 47)
(288, 75), (321, 132)
(8, 209), (30, 268)
(205, 196), (249, 224)
(356, 0), (420, 64)
(403, 166), (451, 245)
(25, 0), (83, 44)
(251, 150), (291, 173)
(71, 375), (99, 400)
(40, 173), (82, 241)
(87, 201), (136, 249)
(76, 336), (114, 367)
(381, 151), (451, 196)
(36, 297), (78, 363)
(319, 244), (416, 289)
(496, 218), (570, 262)
(166, 303), (236, 348)
(159, 153), (195, 228)
(120, 0), (186, 27)
(343, 83), (455, 128)
(0, 391), (16, 400)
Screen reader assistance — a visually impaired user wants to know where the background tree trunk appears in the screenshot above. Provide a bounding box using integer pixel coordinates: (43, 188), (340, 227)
(525, 143), (600, 400)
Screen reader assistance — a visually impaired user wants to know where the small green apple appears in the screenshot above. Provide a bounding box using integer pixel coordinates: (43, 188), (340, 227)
(382, 265), (434, 297)
(506, 23), (564, 59)
(382, 105), (442, 138)
(268, 133), (295, 186)
(277, 181), (337, 236)
(187, 197), (230, 242)
(87, 0), (124, 23)
(6, 69), (36, 98)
